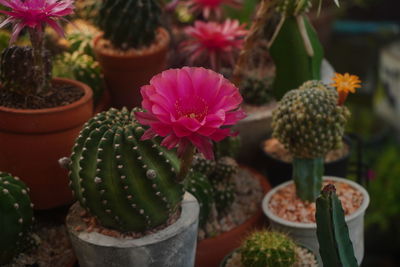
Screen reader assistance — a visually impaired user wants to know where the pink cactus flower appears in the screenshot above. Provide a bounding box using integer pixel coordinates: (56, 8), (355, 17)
(0, 0), (74, 43)
(135, 67), (246, 160)
(187, 0), (241, 19)
(181, 19), (247, 71)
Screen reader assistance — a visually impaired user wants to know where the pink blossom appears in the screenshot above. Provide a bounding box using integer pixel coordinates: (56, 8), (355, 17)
(0, 0), (74, 43)
(187, 0), (241, 19)
(135, 67), (246, 160)
(181, 19), (247, 71)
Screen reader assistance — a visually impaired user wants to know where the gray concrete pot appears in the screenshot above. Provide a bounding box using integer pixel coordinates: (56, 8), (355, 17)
(66, 192), (199, 267)
(262, 177), (370, 266)
(235, 60), (335, 166)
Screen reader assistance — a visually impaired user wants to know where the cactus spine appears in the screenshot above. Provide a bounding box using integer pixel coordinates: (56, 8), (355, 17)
(0, 46), (52, 96)
(97, 0), (162, 50)
(0, 172), (35, 265)
(240, 230), (296, 267)
(316, 184), (358, 267)
(272, 80), (350, 201)
(269, 0), (327, 100)
(69, 108), (184, 232)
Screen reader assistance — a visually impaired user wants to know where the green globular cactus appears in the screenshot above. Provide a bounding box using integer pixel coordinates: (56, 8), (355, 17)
(316, 184), (358, 267)
(192, 154), (216, 176)
(272, 80), (350, 201)
(97, 0), (162, 50)
(210, 178), (234, 214)
(0, 172), (35, 265)
(269, 0), (333, 100)
(184, 170), (214, 227)
(211, 157), (238, 181)
(214, 136), (242, 160)
(68, 108), (184, 232)
(53, 52), (104, 105)
(240, 230), (296, 267)
(241, 75), (274, 106)
(0, 46), (52, 96)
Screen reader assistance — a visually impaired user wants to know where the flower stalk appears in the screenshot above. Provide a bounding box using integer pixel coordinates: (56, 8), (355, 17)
(177, 144), (195, 183)
(28, 28), (48, 94)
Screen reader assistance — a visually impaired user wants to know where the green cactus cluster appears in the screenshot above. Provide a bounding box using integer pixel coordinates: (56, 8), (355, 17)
(97, 0), (162, 50)
(316, 184), (358, 267)
(241, 75), (274, 106)
(75, 0), (102, 23)
(66, 20), (99, 59)
(240, 230), (296, 267)
(272, 80), (350, 201)
(0, 172), (35, 265)
(68, 108), (184, 232)
(53, 52), (104, 105)
(185, 155), (239, 226)
(0, 46), (52, 96)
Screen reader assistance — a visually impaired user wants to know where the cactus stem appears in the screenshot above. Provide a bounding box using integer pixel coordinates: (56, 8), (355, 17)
(293, 157), (323, 202)
(177, 145), (195, 183)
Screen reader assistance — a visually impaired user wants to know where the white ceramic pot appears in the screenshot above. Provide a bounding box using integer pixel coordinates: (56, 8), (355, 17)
(262, 177), (370, 266)
(67, 192), (199, 267)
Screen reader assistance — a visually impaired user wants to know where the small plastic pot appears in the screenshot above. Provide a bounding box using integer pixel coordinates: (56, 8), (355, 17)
(261, 137), (352, 187)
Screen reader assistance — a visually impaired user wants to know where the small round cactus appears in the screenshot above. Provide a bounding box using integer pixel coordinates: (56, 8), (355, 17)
(210, 178), (235, 214)
(240, 230), (296, 267)
(184, 171), (214, 227)
(272, 80), (350, 159)
(97, 0), (162, 50)
(212, 157), (239, 181)
(69, 108), (184, 232)
(0, 172), (35, 265)
(241, 76), (273, 106)
(0, 46), (52, 96)
(192, 154), (216, 176)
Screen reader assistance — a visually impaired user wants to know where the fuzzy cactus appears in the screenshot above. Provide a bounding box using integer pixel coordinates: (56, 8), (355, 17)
(0, 172), (35, 265)
(0, 46), (52, 96)
(53, 52), (104, 105)
(240, 230), (296, 267)
(66, 20), (99, 58)
(268, 0), (341, 99)
(184, 170), (214, 227)
(68, 108), (184, 232)
(316, 184), (358, 267)
(272, 80), (350, 201)
(97, 0), (162, 50)
(241, 75), (274, 106)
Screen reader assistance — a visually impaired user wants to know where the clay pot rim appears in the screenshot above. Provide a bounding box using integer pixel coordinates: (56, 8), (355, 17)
(93, 27), (170, 59)
(0, 77), (93, 115)
(262, 176), (370, 229)
(197, 165), (270, 245)
(261, 136), (353, 166)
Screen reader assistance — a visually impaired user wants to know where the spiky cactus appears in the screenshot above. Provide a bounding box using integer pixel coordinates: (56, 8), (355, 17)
(272, 80), (350, 201)
(0, 46), (52, 96)
(75, 0), (101, 23)
(66, 20), (99, 58)
(269, 0), (340, 99)
(241, 76), (273, 106)
(97, 0), (162, 50)
(184, 171), (214, 227)
(316, 184), (358, 267)
(212, 157), (239, 181)
(68, 108), (184, 232)
(240, 230), (296, 267)
(191, 154), (216, 176)
(53, 52), (104, 105)
(0, 172), (35, 265)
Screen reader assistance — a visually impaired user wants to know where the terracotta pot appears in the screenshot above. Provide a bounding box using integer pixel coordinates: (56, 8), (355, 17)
(93, 28), (170, 109)
(0, 78), (93, 209)
(195, 166), (271, 267)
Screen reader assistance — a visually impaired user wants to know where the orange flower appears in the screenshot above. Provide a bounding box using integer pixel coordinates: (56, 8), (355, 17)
(331, 73), (361, 105)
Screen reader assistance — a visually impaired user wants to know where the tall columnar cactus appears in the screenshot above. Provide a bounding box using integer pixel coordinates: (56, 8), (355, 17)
(0, 46), (52, 96)
(272, 80), (350, 201)
(0, 172), (35, 265)
(97, 0), (162, 50)
(316, 184), (358, 267)
(269, 0), (340, 99)
(69, 108), (184, 232)
(184, 170), (214, 227)
(240, 230), (296, 267)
